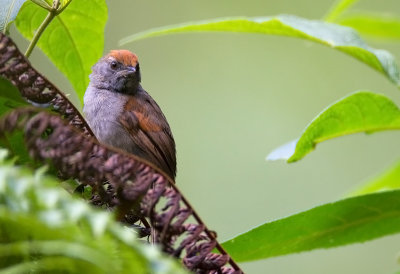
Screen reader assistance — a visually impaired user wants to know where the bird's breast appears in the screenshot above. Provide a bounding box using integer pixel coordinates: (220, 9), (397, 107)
(83, 87), (134, 151)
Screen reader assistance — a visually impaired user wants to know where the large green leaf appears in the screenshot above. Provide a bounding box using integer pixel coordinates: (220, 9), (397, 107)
(120, 15), (400, 86)
(0, 149), (186, 273)
(222, 190), (400, 262)
(337, 13), (400, 40)
(324, 0), (360, 22)
(0, 0), (27, 33)
(267, 91), (400, 163)
(15, 0), (108, 104)
(349, 160), (400, 197)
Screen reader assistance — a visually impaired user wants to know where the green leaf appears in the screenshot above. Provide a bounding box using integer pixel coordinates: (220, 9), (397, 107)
(267, 91), (400, 163)
(0, 0), (27, 33)
(0, 149), (186, 273)
(0, 76), (27, 116)
(222, 190), (400, 262)
(0, 131), (33, 167)
(349, 160), (400, 197)
(0, 77), (32, 166)
(337, 13), (400, 40)
(120, 15), (400, 86)
(324, 0), (360, 22)
(15, 0), (108, 104)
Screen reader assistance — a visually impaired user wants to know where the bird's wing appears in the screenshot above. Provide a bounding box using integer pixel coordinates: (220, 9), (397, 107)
(119, 91), (176, 179)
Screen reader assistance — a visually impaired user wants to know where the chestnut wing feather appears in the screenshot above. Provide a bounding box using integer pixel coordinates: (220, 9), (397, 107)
(119, 89), (176, 179)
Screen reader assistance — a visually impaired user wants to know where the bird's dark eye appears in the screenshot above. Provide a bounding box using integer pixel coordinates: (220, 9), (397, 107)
(110, 61), (118, 70)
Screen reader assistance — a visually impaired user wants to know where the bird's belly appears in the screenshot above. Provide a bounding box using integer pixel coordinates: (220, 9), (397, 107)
(84, 92), (135, 153)
(93, 120), (132, 149)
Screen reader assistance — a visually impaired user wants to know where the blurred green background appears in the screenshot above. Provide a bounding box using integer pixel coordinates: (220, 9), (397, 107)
(10, 0), (400, 273)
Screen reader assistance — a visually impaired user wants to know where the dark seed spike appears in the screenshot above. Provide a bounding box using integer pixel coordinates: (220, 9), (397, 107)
(0, 33), (93, 137)
(0, 108), (243, 273)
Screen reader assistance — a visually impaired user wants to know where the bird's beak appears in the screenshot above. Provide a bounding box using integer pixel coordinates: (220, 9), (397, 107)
(121, 66), (136, 78)
(127, 66), (136, 73)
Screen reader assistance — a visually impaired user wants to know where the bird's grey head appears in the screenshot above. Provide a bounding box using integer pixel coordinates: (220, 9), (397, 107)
(89, 50), (141, 95)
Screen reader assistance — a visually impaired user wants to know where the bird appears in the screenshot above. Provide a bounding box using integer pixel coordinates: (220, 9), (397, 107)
(83, 50), (176, 180)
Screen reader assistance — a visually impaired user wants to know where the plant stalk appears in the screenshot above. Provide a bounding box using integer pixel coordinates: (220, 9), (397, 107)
(30, 0), (52, 11)
(24, 0), (60, 58)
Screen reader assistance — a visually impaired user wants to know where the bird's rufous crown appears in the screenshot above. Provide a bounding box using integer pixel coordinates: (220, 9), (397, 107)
(107, 50), (138, 67)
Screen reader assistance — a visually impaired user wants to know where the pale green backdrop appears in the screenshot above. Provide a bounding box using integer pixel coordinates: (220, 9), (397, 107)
(11, 0), (400, 273)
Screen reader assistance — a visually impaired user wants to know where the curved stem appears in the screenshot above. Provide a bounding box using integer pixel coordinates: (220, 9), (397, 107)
(24, 0), (60, 58)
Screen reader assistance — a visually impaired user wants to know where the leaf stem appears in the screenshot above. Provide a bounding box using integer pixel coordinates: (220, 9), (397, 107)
(24, 0), (60, 58)
(56, 0), (73, 14)
(30, 0), (52, 11)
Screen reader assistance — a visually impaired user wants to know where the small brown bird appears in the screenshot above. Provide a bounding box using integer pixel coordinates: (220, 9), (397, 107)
(83, 50), (176, 180)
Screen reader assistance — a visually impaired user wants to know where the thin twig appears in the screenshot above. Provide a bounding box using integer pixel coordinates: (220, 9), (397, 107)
(30, 0), (52, 11)
(25, 0), (60, 58)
